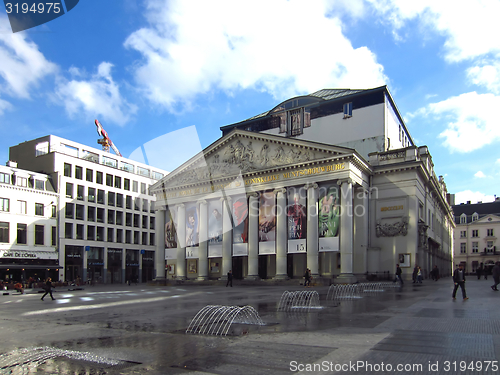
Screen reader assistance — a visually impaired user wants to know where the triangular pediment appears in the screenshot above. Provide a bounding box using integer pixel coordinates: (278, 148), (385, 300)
(476, 214), (500, 224)
(153, 129), (353, 190)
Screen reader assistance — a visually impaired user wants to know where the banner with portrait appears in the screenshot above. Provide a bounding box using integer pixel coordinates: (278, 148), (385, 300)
(318, 184), (340, 252)
(208, 199), (223, 244)
(287, 187), (307, 240)
(259, 191), (276, 242)
(232, 195), (248, 243)
(165, 207), (177, 249)
(185, 203), (199, 247)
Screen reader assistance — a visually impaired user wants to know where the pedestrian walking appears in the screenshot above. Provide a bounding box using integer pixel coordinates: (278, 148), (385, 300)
(452, 264), (468, 300)
(393, 264), (404, 285)
(226, 270), (233, 287)
(432, 265), (439, 281)
(412, 265), (418, 283)
(477, 264), (483, 280)
(41, 277), (55, 301)
(304, 268), (312, 287)
(491, 262), (500, 291)
(417, 266), (423, 283)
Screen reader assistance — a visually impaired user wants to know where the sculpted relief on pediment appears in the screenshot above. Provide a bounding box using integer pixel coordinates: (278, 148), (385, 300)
(168, 138), (330, 187)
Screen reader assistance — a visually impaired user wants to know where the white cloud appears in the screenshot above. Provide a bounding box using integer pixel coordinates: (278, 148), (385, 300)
(124, 0), (388, 110)
(0, 97), (12, 115)
(474, 171), (486, 178)
(412, 91), (500, 152)
(454, 190), (496, 205)
(365, 0), (500, 62)
(0, 16), (57, 99)
(467, 58), (500, 94)
(54, 62), (137, 126)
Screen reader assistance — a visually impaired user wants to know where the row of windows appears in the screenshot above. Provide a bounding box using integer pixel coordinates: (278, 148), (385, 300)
(459, 229), (494, 238)
(64, 223), (155, 245)
(459, 241), (496, 254)
(65, 204), (155, 229)
(459, 212), (480, 224)
(1, 198), (57, 217)
(63, 163), (153, 195)
(0, 172), (46, 190)
(65, 183), (155, 212)
(0, 222), (56, 246)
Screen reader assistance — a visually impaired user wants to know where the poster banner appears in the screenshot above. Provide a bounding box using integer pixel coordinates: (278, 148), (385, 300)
(232, 195), (248, 243)
(318, 185), (340, 238)
(287, 187), (307, 240)
(185, 203), (200, 247)
(208, 199), (223, 244)
(259, 191), (276, 242)
(165, 207), (177, 249)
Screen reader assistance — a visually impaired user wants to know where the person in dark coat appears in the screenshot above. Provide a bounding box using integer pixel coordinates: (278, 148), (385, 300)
(452, 264), (468, 300)
(412, 265), (418, 283)
(41, 277), (55, 301)
(477, 264), (483, 280)
(491, 262), (500, 291)
(304, 268), (312, 287)
(226, 270), (233, 287)
(393, 264), (403, 285)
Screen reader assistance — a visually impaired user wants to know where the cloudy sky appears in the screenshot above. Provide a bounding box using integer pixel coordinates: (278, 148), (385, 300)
(1, 0), (499, 204)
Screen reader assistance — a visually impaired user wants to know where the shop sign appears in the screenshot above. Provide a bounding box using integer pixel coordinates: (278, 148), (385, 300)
(0, 249), (58, 260)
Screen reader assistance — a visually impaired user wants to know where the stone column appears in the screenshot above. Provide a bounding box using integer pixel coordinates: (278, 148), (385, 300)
(176, 204), (186, 280)
(197, 199), (209, 280)
(103, 249), (108, 284)
(274, 188), (288, 279)
(154, 208), (166, 281)
(306, 183), (319, 277)
(336, 178), (356, 283)
(121, 249), (126, 284)
(221, 197), (233, 280)
(246, 192), (260, 280)
(83, 248), (88, 282)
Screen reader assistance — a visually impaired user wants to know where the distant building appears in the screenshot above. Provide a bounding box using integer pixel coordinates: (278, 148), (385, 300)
(152, 86), (454, 283)
(9, 135), (168, 283)
(452, 198), (500, 275)
(0, 161), (59, 283)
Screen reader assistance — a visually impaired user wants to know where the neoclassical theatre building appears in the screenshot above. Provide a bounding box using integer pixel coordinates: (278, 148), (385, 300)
(152, 86), (454, 283)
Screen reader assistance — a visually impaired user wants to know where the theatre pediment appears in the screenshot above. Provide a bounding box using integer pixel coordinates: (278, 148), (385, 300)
(159, 130), (351, 188)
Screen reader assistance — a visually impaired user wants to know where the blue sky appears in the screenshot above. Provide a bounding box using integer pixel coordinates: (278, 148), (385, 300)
(1, 0), (499, 205)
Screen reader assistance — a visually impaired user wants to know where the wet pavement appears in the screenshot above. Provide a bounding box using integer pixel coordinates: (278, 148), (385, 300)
(0, 278), (499, 374)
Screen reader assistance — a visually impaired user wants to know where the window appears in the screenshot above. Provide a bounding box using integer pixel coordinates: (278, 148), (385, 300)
(472, 212), (479, 221)
(77, 185), (84, 200)
(51, 226), (56, 246)
(121, 162), (134, 173)
(125, 230), (131, 244)
(97, 189), (105, 204)
(0, 222), (9, 243)
(150, 217), (155, 230)
(114, 176), (121, 189)
(75, 166), (83, 180)
(87, 225), (95, 241)
(76, 224), (84, 240)
(66, 182), (73, 198)
(126, 196), (132, 209)
(88, 206), (96, 222)
(88, 187), (96, 202)
(134, 214), (140, 228)
(86, 168), (93, 182)
(150, 232), (155, 246)
(460, 230), (467, 238)
(141, 182), (147, 195)
(35, 203), (44, 216)
(35, 225), (44, 245)
(65, 203), (74, 219)
(472, 230), (479, 238)
(124, 178), (130, 191)
(96, 171), (103, 184)
(116, 211), (123, 225)
(108, 192), (115, 206)
(0, 198), (9, 212)
(65, 223), (73, 239)
(51, 205), (56, 217)
(137, 167), (150, 177)
(116, 193), (123, 208)
(17, 224), (27, 244)
(132, 181), (138, 192)
(35, 180), (45, 190)
(153, 172), (164, 180)
(460, 214), (466, 224)
(0, 172), (10, 184)
(460, 243), (466, 254)
(472, 242), (478, 253)
(134, 197), (140, 211)
(106, 174), (113, 187)
(97, 208), (105, 223)
(143, 199), (148, 212)
(343, 102), (352, 118)
(126, 213), (132, 226)
(142, 215), (148, 229)
(96, 227), (104, 241)
(102, 156), (117, 168)
(142, 232), (148, 245)
(116, 229), (123, 243)
(64, 163), (72, 177)
(35, 141), (49, 156)
(134, 231), (140, 244)
(487, 241), (494, 253)
(150, 201), (155, 213)
(76, 204), (84, 220)
(18, 200), (27, 214)
(107, 228), (114, 242)
(487, 229), (494, 237)
(17, 177), (27, 187)
(108, 209), (115, 224)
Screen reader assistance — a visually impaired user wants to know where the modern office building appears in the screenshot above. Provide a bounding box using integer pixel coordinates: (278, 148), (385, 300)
(152, 86), (454, 283)
(9, 135), (167, 283)
(452, 199), (500, 275)
(0, 161), (59, 283)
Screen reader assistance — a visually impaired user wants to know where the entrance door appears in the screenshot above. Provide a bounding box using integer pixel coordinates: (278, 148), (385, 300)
(258, 255), (267, 279)
(232, 257), (243, 279)
(66, 265), (81, 283)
